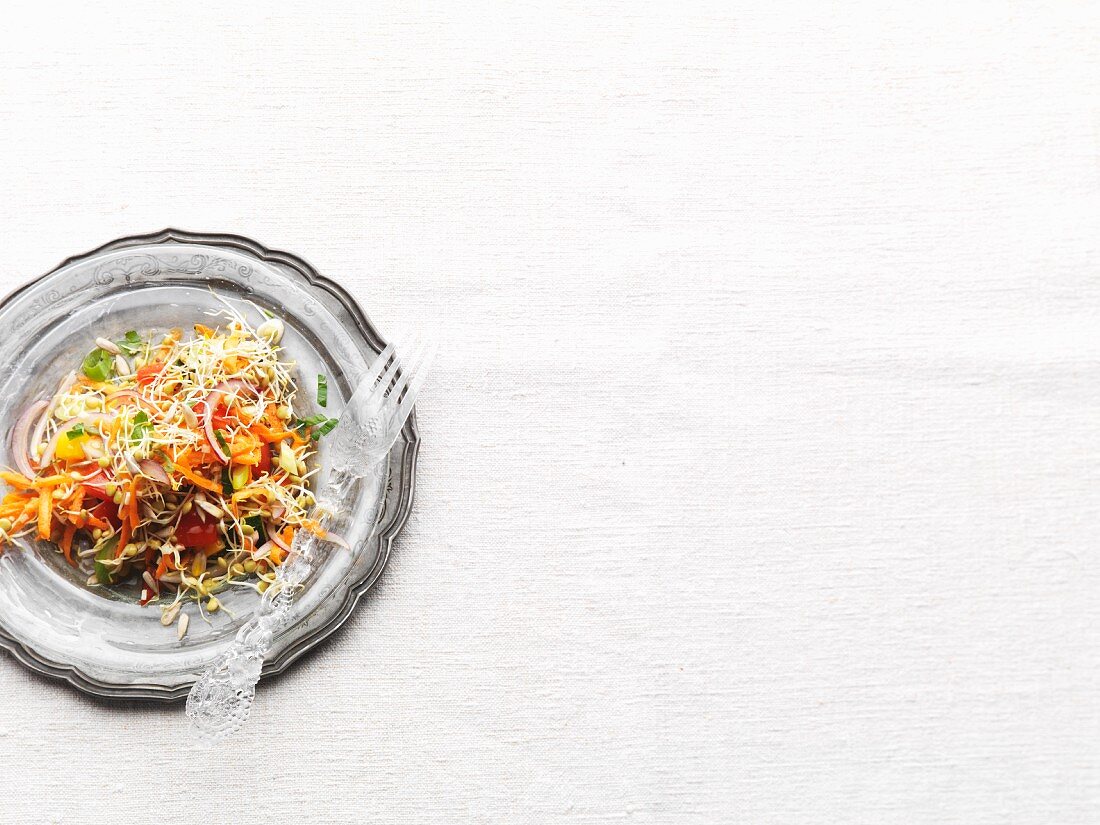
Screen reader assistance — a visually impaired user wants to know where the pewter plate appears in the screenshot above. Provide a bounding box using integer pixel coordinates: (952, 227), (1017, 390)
(0, 230), (418, 701)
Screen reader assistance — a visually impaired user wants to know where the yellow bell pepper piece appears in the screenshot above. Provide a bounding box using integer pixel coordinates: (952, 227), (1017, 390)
(54, 432), (88, 462)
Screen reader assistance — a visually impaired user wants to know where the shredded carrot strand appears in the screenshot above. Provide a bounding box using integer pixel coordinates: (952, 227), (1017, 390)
(84, 513), (110, 531)
(70, 487), (85, 527)
(60, 523), (76, 567)
(37, 491), (51, 539)
(127, 477), (139, 529)
(0, 471), (33, 490)
(116, 519), (131, 558)
(31, 475), (72, 488)
(173, 461), (221, 493)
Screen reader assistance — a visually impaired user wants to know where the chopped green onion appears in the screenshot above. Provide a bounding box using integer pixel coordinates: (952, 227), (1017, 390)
(317, 374), (328, 408)
(82, 348), (114, 382)
(214, 429), (230, 452)
(117, 330), (143, 356)
(94, 536), (121, 585)
(66, 423), (86, 440)
(292, 414), (329, 430)
(312, 418), (339, 440)
(220, 466), (233, 496)
(291, 413), (339, 440)
(230, 464), (250, 491)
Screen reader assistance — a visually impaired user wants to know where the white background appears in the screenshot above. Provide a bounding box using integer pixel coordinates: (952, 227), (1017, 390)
(0, 2), (1096, 822)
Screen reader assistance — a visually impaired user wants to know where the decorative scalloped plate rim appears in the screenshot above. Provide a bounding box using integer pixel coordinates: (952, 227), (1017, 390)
(0, 229), (419, 702)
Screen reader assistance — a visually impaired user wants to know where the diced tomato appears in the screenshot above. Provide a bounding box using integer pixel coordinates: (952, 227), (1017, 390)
(193, 398), (236, 434)
(211, 404), (235, 432)
(87, 501), (122, 529)
(175, 509), (219, 552)
(81, 472), (114, 502)
(135, 362), (166, 386)
(255, 442), (271, 474)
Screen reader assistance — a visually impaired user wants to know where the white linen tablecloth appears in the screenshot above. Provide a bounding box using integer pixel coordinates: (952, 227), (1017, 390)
(0, 2), (1096, 822)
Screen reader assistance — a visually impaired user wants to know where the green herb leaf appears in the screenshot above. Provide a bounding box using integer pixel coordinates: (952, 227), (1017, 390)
(117, 330), (143, 356)
(317, 374), (328, 408)
(290, 413), (323, 433)
(66, 423), (86, 440)
(291, 413), (340, 440)
(312, 418), (339, 440)
(81, 348), (114, 382)
(131, 411), (151, 443)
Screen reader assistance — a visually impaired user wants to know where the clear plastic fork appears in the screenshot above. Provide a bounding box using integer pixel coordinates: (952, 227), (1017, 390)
(186, 334), (435, 743)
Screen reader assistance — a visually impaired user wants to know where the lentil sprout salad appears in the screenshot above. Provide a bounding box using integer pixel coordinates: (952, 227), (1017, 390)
(0, 309), (344, 638)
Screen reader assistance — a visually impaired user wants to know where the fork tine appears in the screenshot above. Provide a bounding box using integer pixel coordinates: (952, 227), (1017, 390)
(381, 341), (426, 411)
(369, 339), (411, 403)
(394, 341), (436, 424)
(350, 342), (394, 401)
(362, 339), (419, 419)
(386, 339), (424, 402)
(344, 343), (394, 415)
(387, 335), (426, 392)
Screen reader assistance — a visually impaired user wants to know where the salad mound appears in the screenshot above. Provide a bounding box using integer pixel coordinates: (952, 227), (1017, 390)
(0, 312), (340, 636)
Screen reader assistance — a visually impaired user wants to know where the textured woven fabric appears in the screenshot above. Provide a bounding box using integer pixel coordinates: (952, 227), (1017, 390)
(0, 2), (1096, 822)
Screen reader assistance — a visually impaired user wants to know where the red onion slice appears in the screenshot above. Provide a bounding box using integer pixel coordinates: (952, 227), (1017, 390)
(138, 459), (171, 485)
(202, 380), (256, 464)
(30, 370), (77, 458)
(266, 523), (291, 555)
(203, 414), (230, 464)
(105, 390), (159, 415)
(10, 400), (47, 477)
(252, 541), (273, 560)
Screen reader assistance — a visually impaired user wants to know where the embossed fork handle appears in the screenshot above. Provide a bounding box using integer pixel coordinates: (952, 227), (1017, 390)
(186, 337), (433, 743)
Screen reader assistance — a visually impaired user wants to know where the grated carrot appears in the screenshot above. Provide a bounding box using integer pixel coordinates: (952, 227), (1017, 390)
(37, 491), (51, 539)
(115, 519), (131, 559)
(84, 513), (110, 531)
(60, 523), (76, 567)
(173, 460), (221, 494)
(0, 471), (33, 490)
(70, 487), (85, 527)
(31, 475), (72, 489)
(127, 477), (139, 529)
